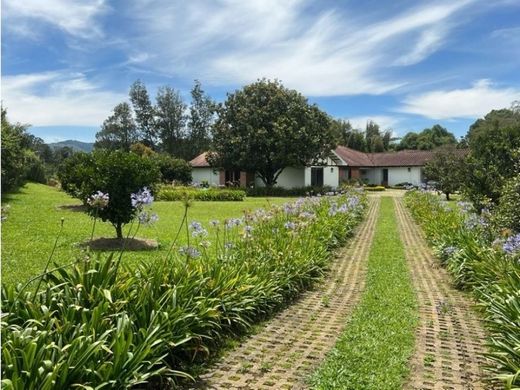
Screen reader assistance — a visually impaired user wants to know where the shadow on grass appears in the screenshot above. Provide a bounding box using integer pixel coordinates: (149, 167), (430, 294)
(57, 204), (87, 212)
(81, 237), (159, 251)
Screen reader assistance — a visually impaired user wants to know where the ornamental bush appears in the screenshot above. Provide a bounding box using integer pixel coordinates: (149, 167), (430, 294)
(58, 150), (160, 238)
(156, 185), (245, 201)
(154, 154), (192, 184)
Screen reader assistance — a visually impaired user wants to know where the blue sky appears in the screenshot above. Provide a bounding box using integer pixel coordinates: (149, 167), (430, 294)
(2, 0), (520, 143)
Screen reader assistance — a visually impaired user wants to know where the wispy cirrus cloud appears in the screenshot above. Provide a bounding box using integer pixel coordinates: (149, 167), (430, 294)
(397, 79), (520, 119)
(2, 71), (125, 126)
(2, 0), (108, 39)
(123, 0), (475, 96)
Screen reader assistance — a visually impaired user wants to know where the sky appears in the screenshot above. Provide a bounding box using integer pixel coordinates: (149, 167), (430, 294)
(2, 0), (520, 143)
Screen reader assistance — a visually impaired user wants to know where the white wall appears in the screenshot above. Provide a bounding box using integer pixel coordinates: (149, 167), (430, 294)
(387, 167), (422, 186)
(304, 157), (340, 188)
(362, 168), (381, 185)
(254, 167), (306, 188)
(191, 168), (220, 186)
(324, 165), (339, 187)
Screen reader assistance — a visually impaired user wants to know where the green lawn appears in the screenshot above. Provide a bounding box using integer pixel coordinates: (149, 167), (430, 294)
(311, 197), (418, 389)
(1, 183), (290, 286)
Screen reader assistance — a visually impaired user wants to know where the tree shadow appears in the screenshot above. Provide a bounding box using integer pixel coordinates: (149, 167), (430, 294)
(81, 237), (159, 251)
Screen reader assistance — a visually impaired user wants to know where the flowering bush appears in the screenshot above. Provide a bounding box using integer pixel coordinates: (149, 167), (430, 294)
(1, 190), (366, 389)
(405, 190), (520, 387)
(58, 150), (160, 238)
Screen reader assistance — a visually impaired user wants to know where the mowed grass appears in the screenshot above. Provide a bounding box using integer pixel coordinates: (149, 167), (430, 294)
(311, 197), (418, 389)
(1, 183), (290, 286)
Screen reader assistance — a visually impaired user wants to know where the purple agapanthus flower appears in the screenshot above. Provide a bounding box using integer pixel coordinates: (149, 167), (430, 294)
(137, 211), (159, 225)
(503, 234), (520, 255)
(87, 191), (110, 209)
(179, 246), (201, 258)
(442, 246), (457, 257)
(284, 221), (297, 230)
(131, 187), (153, 208)
(190, 221), (208, 237)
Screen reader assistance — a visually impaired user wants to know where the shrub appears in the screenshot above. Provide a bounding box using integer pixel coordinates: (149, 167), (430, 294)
(363, 185), (385, 192)
(404, 190), (520, 387)
(58, 150), (160, 238)
(246, 185), (333, 197)
(157, 185), (245, 201)
(492, 161), (520, 233)
(155, 154), (192, 184)
(1, 191), (367, 388)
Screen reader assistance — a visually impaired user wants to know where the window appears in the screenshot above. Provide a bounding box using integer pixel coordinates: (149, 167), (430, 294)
(311, 167), (324, 186)
(225, 170), (241, 186)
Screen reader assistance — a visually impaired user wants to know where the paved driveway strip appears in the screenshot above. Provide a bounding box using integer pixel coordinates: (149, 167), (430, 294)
(394, 198), (490, 390)
(191, 198), (380, 390)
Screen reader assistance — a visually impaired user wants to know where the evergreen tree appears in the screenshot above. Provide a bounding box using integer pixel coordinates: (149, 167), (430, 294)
(129, 80), (157, 148)
(95, 102), (138, 151)
(155, 87), (187, 157)
(187, 80), (215, 159)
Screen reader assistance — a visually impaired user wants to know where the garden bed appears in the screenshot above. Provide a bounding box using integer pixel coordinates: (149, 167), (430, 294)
(2, 188), (367, 388)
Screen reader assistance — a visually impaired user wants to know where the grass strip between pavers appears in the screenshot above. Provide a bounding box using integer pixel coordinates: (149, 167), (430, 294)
(311, 197), (418, 389)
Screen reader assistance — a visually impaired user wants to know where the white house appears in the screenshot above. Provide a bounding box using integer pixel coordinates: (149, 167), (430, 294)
(190, 146), (435, 188)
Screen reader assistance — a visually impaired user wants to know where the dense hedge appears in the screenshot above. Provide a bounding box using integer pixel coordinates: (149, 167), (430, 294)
(1, 191), (367, 389)
(405, 190), (520, 388)
(363, 186), (386, 192)
(157, 186), (246, 201)
(246, 185), (333, 197)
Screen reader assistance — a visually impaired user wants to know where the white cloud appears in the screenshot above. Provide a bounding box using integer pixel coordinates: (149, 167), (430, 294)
(124, 0), (475, 96)
(2, 72), (126, 126)
(3, 0), (107, 39)
(346, 116), (402, 132)
(398, 79), (520, 119)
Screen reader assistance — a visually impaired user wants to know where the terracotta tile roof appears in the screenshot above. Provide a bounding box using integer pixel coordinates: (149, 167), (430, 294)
(192, 147), (460, 169)
(370, 149), (435, 167)
(334, 146), (436, 167)
(334, 146), (373, 166)
(190, 152), (211, 167)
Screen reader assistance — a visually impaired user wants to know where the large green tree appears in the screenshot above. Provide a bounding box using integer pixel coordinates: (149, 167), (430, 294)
(186, 80), (215, 160)
(1, 108), (47, 191)
(155, 86), (187, 157)
(129, 80), (157, 148)
(463, 107), (520, 207)
(209, 79), (336, 187)
(424, 146), (467, 200)
(95, 102), (139, 151)
(397, 124), (457, 150)
(332, 119), (367, 151)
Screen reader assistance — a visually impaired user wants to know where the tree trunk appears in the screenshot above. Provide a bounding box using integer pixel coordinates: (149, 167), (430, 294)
(115, 223), (123, 239)
(445, 192), (450, 201)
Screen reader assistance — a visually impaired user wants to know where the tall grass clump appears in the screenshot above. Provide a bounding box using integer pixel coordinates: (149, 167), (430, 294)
(405, 190), (520, 388)
(1, 189), (366, 389)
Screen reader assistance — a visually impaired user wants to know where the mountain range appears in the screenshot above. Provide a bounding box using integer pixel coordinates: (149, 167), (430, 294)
(48, 140), (94, 152)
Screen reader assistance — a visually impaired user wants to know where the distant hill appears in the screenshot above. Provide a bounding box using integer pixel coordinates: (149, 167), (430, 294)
(48, 140), (94, 152)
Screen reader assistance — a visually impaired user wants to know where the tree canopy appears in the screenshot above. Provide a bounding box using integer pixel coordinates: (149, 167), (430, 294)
(95, 102), (138, 151)
(209, 79), (336, 187)
(424, 145), (467, 200)
(397, 124), (457, 150)
(57, 150), (160, 238)
(463, 107), (520, 206)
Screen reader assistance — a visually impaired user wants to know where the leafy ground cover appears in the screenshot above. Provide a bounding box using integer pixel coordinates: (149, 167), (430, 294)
(405, 190), (520, 388)
(311, 197), (418, 389)
(1, 183), (290, 286)
(1, 189), (366, 389)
